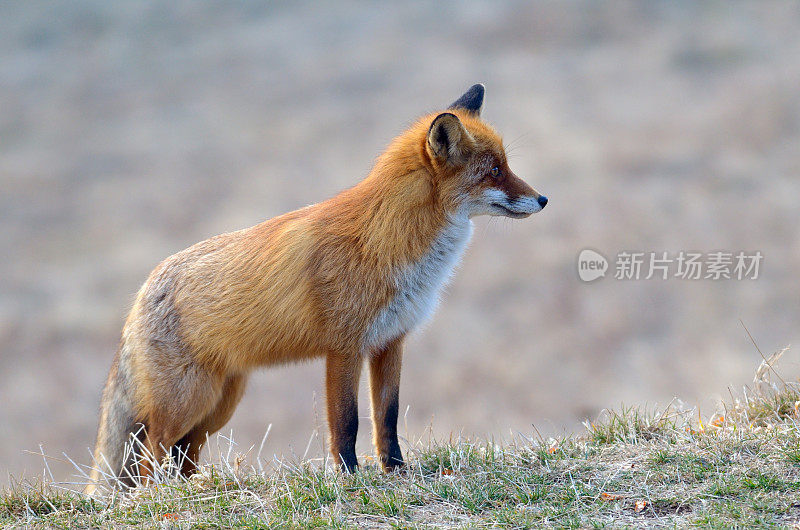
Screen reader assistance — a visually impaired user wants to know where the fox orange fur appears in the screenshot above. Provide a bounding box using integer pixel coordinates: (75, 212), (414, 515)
(87, 84), (547, 493)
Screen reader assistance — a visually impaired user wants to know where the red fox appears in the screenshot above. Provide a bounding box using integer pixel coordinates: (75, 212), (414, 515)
(87, 84), (547, 492)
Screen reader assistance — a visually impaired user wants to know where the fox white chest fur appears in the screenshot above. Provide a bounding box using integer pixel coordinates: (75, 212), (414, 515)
(362, 213), (474, 354)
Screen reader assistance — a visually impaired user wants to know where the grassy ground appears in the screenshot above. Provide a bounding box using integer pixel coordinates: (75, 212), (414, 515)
(3, 355), (800, 528)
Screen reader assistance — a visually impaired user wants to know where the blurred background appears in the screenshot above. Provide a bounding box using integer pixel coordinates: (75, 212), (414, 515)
(2, 1), (799, 485)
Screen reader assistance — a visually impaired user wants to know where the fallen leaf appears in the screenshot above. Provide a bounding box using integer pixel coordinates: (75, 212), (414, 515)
(233, 454), (245, 473)
(601, 492), (622, 501)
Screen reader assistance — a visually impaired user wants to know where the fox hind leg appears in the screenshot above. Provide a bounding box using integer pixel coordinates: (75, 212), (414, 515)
(138, 361), (226, 482)
(168, 374), (247, 476)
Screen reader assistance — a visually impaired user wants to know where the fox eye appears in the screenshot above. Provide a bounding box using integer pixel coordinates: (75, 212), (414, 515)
(489, 166), (501, 179)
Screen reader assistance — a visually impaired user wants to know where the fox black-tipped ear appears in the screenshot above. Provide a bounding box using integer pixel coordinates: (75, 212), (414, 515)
(427, 112), (471, 164)
(448, 83), (485, 116)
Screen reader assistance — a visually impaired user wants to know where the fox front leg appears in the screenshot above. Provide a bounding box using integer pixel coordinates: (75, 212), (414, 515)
(369, 338), (405, 471)
(325, 352), (362, 472)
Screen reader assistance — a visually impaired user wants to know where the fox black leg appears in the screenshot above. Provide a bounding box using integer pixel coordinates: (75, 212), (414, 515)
(369, 339), (405, 471)
(326, 352), (361, 472)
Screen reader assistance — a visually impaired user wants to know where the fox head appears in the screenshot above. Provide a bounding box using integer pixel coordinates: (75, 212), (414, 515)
(424, 84), (547, 219)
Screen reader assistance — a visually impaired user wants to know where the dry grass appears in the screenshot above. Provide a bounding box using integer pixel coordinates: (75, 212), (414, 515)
(3, 352), (800, 528)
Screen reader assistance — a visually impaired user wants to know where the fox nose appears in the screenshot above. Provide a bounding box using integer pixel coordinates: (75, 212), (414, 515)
(537, 195), (548, 208)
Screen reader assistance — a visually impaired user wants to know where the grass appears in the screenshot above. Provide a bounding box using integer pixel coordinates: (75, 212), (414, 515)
(3, 351), (800, 528)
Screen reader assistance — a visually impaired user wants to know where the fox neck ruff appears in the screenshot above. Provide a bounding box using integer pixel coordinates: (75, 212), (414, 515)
(361, 211), (473, 354)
